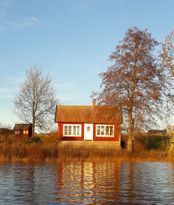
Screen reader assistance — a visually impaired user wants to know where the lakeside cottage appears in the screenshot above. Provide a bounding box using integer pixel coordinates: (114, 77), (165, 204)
(13, 123), (32, 138)
(55, 100), (122, 144)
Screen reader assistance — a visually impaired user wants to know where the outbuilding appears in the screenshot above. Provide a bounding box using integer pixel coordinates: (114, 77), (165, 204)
(13, 123), (32, 138)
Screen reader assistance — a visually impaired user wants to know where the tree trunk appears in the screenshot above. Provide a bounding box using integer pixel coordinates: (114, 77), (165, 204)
(32, 107), (35, 138)
(127, 111), (134, 153)
(127, 137), (133, 153)
(32, 121), (35, 138)
(126, 50), (137, 153)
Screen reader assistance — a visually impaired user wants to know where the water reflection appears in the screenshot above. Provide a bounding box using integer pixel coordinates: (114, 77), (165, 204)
(56, 161), (174, 204)
(56, 161), (121, 204)
(0, 162), (174, 204)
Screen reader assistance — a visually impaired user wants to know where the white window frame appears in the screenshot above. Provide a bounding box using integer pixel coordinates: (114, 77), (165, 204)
(63, 124), (82, 137)
(96, 124), (114, 137)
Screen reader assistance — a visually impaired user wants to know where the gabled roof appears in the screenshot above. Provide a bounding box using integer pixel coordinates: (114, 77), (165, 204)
(13, 123), (32, 130)
(55, 105), (122, 124)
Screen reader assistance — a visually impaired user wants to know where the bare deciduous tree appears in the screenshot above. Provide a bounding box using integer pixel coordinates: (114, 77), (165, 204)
(161, 30), (174, 103)
(14, 66), (58, 137)
(160, 31), (174, 155)
(161, 31), (174, 76)
(95, 27), (165, 153)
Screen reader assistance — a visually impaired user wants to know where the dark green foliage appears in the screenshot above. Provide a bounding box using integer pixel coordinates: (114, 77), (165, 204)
(136, 135), (170, 150)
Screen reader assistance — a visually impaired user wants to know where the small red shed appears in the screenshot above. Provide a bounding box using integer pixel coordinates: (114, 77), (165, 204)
(13, 124), (32, 138)
(55, 101), (122, 142)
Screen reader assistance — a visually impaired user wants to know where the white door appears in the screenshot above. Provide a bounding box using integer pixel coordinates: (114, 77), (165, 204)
(84, 124), (93, 140)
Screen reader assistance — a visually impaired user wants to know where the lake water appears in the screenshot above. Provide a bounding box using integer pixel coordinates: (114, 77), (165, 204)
(0, 161), (174, 205)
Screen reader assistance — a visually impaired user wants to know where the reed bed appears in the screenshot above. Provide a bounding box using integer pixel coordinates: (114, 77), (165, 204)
(0, 138), (173, 163)
(0, 143), (174, 163)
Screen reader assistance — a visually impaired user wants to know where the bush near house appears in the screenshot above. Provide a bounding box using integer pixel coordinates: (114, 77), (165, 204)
(122, 134), (171, 151)
(137, 135), (170, 150)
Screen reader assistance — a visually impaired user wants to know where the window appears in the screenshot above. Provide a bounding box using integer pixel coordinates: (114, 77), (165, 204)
(77, 126), (80, 135)
(64, 126), (68, 135)
(73, 126), (76, 135)
(87, 126), (90, 132)
(23, 130), (28, 134)
(63, 124), (82, 137)
(15, 130), (20, 135)
(96, 125), (114, 137)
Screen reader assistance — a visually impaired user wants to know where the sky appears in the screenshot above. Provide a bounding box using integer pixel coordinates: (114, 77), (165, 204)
(1, 0), (174, 127)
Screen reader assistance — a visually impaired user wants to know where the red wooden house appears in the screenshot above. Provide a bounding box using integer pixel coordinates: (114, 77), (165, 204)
(55, 101), (122, 142)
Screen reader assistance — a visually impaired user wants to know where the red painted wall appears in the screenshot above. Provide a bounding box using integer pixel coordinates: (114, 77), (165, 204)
(57, 122), (121, 142)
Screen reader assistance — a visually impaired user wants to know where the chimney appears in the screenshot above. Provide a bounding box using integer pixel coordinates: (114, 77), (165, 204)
(92, 99), (96, 107)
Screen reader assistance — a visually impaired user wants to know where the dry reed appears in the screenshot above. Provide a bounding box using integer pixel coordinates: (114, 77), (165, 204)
(0, 135), (173, 163)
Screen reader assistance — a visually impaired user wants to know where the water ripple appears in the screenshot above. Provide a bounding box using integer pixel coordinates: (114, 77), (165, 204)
(0, 162), (174, 204)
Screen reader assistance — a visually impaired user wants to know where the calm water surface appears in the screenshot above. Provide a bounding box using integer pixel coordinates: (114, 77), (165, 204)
(0, 161), (174, 204)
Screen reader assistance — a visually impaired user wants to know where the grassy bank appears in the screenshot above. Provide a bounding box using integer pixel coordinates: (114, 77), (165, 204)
(0, 136), (173, 163)
(0, 141), (120, 163)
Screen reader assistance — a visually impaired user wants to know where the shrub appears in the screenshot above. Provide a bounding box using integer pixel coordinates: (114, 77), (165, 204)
(136, 135), (170, 150)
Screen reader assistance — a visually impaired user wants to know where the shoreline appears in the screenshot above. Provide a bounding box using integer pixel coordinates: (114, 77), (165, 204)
(0, 141), (173, 163)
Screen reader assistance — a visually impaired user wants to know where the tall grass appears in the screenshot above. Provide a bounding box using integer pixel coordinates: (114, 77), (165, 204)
(0, 134), (173, 163)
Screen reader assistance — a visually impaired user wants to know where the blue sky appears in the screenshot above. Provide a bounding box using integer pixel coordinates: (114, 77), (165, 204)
(1, 0), (174, 126)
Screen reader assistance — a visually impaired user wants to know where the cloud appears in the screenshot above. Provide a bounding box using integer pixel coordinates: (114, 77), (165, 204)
(8, 17), (40, 28)
(0, 16), (41, 31)
(0, 0), (41, 31)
